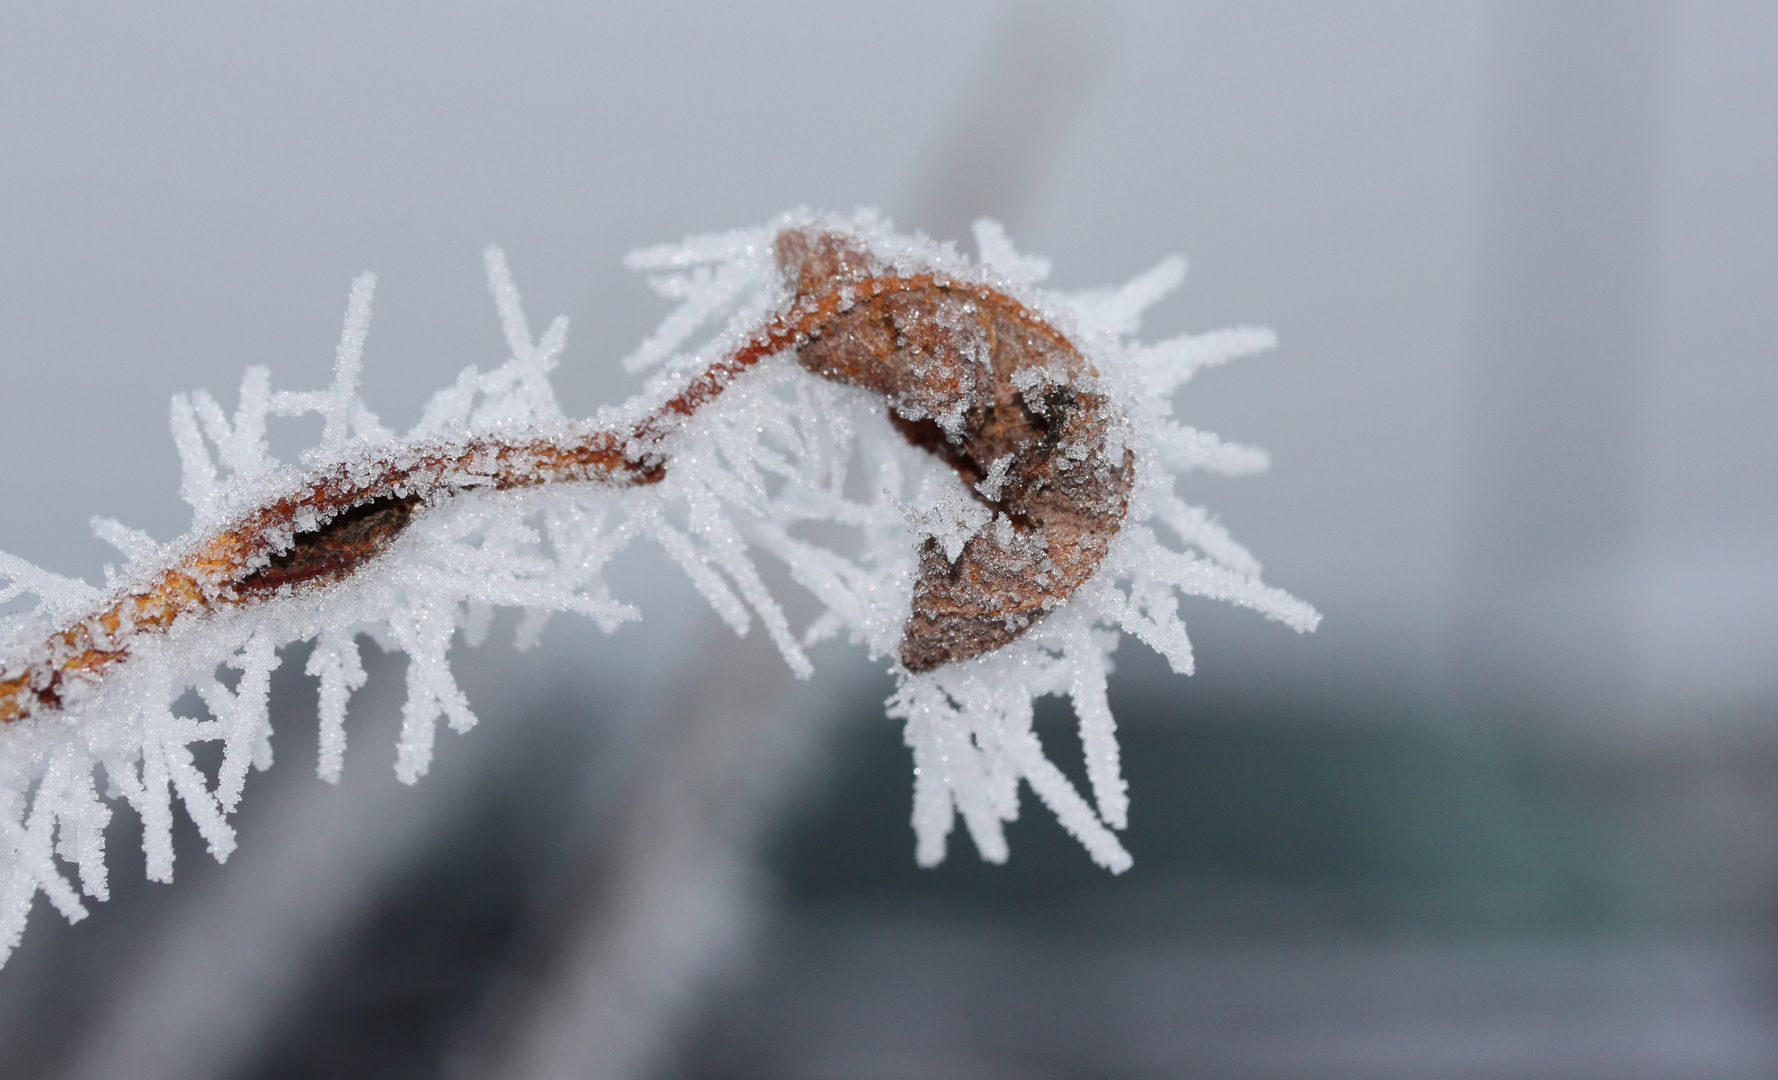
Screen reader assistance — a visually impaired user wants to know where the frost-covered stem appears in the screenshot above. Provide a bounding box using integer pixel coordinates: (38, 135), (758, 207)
(0, 428), (640, 725)
(0, 270), (977, 727)
(0, 213), (1322, 976)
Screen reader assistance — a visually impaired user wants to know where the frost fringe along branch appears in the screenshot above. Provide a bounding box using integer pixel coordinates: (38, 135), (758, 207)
(0, 210), (1317, 966)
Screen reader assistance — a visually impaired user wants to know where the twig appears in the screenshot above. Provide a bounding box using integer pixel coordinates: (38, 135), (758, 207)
(0, 238), (1124, 722)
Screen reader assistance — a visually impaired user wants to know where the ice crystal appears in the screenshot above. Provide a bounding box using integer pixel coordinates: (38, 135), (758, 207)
(0, 210), (1316, 965)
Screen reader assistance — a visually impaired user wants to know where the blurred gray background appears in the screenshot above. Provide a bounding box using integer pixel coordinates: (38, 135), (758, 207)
(0, 1), (1775, 1077)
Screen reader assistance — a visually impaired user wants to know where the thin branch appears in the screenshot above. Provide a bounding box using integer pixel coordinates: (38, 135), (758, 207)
(0, 256), (1111, 723)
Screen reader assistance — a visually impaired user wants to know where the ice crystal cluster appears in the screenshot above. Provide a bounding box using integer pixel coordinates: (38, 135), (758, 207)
(0, 211), (1316, 965)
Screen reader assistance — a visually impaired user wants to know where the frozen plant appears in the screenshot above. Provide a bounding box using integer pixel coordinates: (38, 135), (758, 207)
(0, 210), (1317, 966)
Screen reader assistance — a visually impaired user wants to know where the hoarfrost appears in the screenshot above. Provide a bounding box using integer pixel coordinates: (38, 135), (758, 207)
(0, 210), (1316, 965)
(896, 483), (994, 564)
(971, 218), (1052, 284)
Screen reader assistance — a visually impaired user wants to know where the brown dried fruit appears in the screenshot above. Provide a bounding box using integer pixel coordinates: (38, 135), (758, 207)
(776, 229), (1134, 671)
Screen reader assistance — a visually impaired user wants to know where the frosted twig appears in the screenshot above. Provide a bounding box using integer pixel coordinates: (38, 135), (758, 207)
(0, 211), (1319, 966)
(0, 261), (1036, 725)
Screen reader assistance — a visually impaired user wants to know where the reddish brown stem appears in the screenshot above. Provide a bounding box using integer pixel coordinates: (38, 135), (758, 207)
(0, 263), (1067, 724)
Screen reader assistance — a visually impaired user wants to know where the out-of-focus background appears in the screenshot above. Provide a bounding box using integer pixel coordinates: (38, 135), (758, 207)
(1, 1), (1775, 1077)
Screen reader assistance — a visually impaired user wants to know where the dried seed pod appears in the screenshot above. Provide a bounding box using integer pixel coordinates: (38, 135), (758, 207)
(775, 229), (1135, 671)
